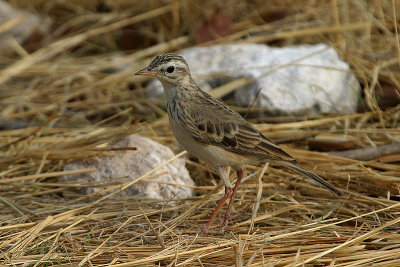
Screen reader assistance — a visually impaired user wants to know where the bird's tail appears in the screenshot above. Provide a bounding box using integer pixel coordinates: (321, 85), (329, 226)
(279, 161), (342, 196)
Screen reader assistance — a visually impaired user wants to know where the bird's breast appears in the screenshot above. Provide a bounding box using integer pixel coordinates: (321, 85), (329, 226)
(167, 111), (250, 168)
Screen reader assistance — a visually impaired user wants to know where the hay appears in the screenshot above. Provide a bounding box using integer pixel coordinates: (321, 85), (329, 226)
(1, 1), (400, 266)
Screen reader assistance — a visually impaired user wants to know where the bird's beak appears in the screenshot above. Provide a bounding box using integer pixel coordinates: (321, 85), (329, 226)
(134, 66), (159, 76)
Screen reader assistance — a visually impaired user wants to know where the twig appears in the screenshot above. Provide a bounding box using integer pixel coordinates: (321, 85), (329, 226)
(0, 113), (61, 150)
(249, 163), (269, 232)
(273, 134), (317, 144)
(138, 203), (165, 250)
(92, 107), (133, 127)
(89, 147), (137, 151)
(328, 142), (400, 160)
(0, 196), (36, 218)
(0, 168), (97, 184)
(244, 87), (263, 119)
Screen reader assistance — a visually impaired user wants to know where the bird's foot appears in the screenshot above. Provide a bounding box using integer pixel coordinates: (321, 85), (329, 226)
(198, 225), (223, 236)
(198, 226), (208, 236)
(219, 201), (256, 233)
(198, 187), (233, 236)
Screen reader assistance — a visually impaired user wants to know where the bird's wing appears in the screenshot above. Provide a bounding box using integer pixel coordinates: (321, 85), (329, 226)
(181, 92), (295, 162)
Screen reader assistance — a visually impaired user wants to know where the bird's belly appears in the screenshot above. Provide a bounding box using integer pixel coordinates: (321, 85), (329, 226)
(170, 118), (249, 168)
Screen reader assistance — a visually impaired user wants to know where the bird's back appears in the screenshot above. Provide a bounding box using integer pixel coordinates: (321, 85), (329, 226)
(177, 87), (297, 165)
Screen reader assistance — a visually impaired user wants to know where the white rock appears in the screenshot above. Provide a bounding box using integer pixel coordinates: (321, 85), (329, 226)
(147, 44), (360, 115)
(62, 134), (194, 200)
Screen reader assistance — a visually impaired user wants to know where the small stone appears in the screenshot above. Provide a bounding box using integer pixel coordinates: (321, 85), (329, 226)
(62, 134), (194, 200)
(146, 44), (360, 115)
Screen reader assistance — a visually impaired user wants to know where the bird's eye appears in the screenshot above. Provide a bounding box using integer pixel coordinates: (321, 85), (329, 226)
(167, 66), (175, 73)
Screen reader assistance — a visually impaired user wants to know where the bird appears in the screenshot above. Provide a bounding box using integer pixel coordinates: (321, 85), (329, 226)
(135, 53), (342, 235)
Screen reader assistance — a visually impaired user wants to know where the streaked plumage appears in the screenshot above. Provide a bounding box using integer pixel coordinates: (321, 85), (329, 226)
(135, 53), (342, 234)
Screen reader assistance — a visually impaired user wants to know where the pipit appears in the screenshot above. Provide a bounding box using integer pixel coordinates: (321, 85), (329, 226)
(135, 53), (342, 235)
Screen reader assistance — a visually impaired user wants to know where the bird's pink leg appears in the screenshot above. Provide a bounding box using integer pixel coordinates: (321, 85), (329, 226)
(198, 186), (232, 236)
(221, 169), (243, 232)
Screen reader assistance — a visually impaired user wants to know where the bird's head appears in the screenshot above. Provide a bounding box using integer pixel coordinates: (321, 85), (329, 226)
(135, 53), (191, 85)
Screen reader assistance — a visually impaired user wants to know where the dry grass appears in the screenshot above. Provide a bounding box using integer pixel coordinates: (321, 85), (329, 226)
(1, 0), (400, 266)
